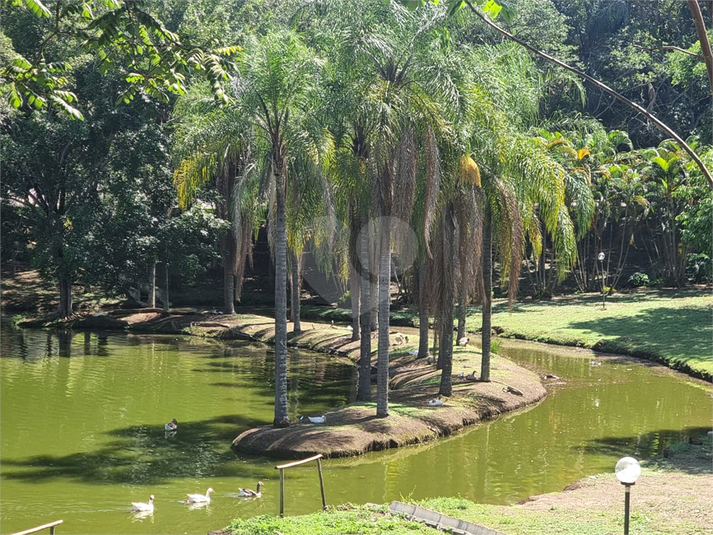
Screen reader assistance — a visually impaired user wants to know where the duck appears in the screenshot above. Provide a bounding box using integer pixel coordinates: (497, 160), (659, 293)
(185, 488), (214, 504)
(458, 337), (469, 347)
(238, 481), (265, 498)
(465, 371), (477, 381)
(300, 415), (326, 424)
(392, 332), (408, 345)
(131, 495), (154, 513)
(426, 356), (436, 365)
(407, 349), (419, 356)
(164, 419), (178, 432)
(427, 397), (444, 407)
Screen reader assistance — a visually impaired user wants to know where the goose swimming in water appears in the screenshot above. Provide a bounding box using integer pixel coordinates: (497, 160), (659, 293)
(131, 495), (154, 513)
(185, 488), (214, 504)
(164, 419), (178, 432)
(238, 481), (265, 498)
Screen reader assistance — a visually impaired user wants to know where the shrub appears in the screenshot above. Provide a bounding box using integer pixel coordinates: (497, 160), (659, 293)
(627, 272), (650, 287)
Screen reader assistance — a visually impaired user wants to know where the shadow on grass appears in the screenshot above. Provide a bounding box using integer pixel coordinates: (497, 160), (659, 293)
(568, 305), (711, 364)
(0, 416), (273, 486)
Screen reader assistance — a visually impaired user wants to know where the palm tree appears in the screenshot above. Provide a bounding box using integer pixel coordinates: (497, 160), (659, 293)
(351, 1), (456, 416)
(172, 83), (258, 314)
(461, 43), (580, 381)
(234, 29), (324, 427)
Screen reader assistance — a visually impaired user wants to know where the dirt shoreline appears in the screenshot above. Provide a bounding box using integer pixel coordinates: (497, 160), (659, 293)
(17, 308), (547, 459)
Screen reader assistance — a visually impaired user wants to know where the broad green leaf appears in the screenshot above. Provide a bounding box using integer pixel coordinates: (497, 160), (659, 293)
(483, 0), (502, 19)
(652, 156), (669, 172)
(22, 0), (50, 18)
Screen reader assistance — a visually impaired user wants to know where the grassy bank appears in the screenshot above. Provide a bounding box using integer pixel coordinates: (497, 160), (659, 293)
(465, 289), (712, 380)
(221, 436), (712, 535)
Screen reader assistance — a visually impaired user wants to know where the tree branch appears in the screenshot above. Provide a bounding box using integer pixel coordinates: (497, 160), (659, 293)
(687, 0), (713, 93)
(633, 44), (704, 60)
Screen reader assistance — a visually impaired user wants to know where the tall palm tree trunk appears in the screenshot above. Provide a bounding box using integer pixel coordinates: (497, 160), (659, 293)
(273, 165), (290, 427)
(357, 229), (372, 401)
(148, 262), (156, 308)
(349, 253), (361, 342)
(481, 204), (492, 382)
(223, 244), (236, 314)
(438, 202), (456, 395)
(376, 216), (391, 417)
(290, 251), (301, 332)
(457, 284), (467, 340)
(417, 259), (430, 358)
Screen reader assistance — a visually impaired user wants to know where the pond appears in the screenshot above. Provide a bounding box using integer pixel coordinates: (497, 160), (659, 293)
(1, 325), (711, 535)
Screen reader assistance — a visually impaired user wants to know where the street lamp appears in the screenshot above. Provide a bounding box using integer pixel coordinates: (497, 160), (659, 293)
(598, 251), (606, 309)
(615, 457), (641, 535)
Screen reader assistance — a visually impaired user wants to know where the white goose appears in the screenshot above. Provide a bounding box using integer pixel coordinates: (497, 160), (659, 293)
(185, 487), (214, 504)
(427, 396), (444, 407)
(238, 481), (265, 498)
(300, 415), (326, 424)
(131, 495), (154, 513)
(164, 419), (178, 432)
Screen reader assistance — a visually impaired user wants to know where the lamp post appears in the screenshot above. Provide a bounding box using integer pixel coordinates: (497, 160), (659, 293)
(615, 456), (641, 535)
(598, 251), (606, 309)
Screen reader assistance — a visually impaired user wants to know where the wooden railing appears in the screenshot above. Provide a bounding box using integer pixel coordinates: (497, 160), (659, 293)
(275, 454), (326, 516)
(10, 520), (63, 535)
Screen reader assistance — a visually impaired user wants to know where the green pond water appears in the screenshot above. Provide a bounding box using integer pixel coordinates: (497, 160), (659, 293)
(1, 325), (711, 535)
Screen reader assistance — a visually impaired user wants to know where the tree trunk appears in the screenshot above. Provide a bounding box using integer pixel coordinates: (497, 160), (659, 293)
(148, 262), (156, 308)
(58, 276), (73, 318)
(349, 250), (360, 342)
(357, 228), (372, 402)
(457, 283), (467, 341)
(223, 251), (235, 314)
(439, 202), (456, 396)
(481, 204), (492, 382)
(290, 251), (301, 333)
(418, 259), (430, 358)
(163, 262), (170, 314)
(376, 216), (391, 418)
(273, 163), (290, 428)
(369, 223), (379, 332)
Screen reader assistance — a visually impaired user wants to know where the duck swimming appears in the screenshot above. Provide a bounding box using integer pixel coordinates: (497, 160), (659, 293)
(164, 419), (178, 432)
(131, 495), (154, 513)
(185, 488), (214, 504)
(238, 481), (265, 498)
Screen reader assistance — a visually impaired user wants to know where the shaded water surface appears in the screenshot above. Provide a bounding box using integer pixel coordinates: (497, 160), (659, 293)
(1, 327), (710, 534)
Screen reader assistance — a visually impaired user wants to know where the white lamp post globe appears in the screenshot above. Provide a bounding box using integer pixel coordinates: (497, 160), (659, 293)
(615, 457), (641, 485)
(598, 252), (606, 262)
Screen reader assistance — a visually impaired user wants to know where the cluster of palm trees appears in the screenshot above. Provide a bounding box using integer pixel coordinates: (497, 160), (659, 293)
(168, 0), (673, 426)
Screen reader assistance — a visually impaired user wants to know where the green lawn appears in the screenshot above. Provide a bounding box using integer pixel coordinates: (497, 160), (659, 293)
(465, 289), (712, 380)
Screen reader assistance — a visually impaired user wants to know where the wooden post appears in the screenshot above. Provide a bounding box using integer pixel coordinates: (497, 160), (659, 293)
(317, 457), (327, 510)
(275, 454), (325, 517)
(279, 468), (285, 517)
